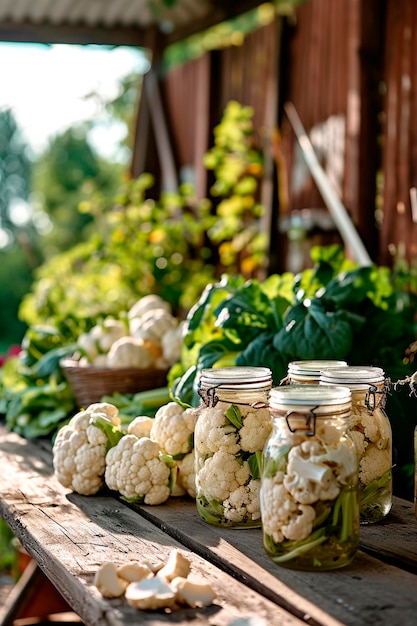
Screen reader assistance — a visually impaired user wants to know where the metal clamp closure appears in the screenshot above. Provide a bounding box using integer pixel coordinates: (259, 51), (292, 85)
(285, 407), (318, 437)
(365, 379), (390, 411)
(198, 385), (220, 407)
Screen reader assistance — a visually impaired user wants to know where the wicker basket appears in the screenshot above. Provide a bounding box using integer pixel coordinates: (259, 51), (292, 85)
(60, 358), (168, 408)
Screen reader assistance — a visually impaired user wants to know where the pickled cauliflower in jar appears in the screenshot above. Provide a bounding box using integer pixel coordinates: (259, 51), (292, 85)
(195, 400), (272, 527)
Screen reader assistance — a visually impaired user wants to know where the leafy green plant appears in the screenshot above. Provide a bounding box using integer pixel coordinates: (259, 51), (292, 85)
(169, 244), (417, 499)
(0, 100), (268, 439)
(19, 101), (266, 331)
(204, 100), (267, 277)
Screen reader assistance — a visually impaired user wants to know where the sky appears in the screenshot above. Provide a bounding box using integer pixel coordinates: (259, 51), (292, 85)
(0, 42), (150, 159)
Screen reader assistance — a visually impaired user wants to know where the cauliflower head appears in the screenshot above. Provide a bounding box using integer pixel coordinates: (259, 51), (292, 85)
(150, 402), (198, 458)
(105, 435), (171, 505)
(176, 450), (196, 498)
(261, 478), (316, 542)
(239, 405), (272, 452)
(359, 444), (391, 486)
(223, 479), (261, 523)
(196, 451), (250, 502)
(283, 440), (343, 505)
(194, 403), (240, 456)
(53, 402), (120, 496)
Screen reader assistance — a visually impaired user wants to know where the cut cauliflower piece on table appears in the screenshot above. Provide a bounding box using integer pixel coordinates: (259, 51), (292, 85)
(150, 401), (198, 459)
(125, 576), (176, 611)
(105, 435), (173, 505)
(53, 402), (122, 496)
(94, 562), (128, 598)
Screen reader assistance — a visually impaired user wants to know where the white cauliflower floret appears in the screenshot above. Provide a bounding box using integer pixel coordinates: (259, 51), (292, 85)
(223, 479), (261, 523)
(359, 444), (391, 486)
(105, 435), (171, 505)
(177, 451), (196, 498)
(261, 479), (316, 542)
(358, 410), (380, 442)
(53, 402), (120, 496)
(196, 451), (250, 502)
(239, 406), (272, 452)
(161, 321), (185, 366)
(194, 403), (240, 456)
(128, 416), (154, 439)
(283, 440), (341, 505)
(150, 402), (198, 458)
(349, 429), (368, 460)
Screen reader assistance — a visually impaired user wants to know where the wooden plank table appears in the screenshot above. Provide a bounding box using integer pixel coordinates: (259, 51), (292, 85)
(0, 423), (417, 626)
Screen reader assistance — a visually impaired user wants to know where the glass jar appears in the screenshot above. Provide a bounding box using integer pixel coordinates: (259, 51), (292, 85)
(194, 366), (272, 528)
(261, 384), (359, 571)
(320, 366), (392, 523)
(284, 360), (348, 385)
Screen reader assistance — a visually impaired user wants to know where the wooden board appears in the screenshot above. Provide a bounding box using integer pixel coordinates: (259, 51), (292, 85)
(0, 428), (308, 626)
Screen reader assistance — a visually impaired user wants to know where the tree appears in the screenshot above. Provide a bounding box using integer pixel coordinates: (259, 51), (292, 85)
(0, 109), (37, 351)
(31, 125), (125, 257)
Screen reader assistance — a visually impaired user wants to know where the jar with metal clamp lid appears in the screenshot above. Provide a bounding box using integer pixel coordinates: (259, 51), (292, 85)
(284, 360), (348, 385)
(320, 366), (392, 523)
(261, 384), (359, 570)
(194, 366), (272, 528)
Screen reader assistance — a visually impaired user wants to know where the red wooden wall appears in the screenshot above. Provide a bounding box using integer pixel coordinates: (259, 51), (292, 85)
(158, 0), (417, 272)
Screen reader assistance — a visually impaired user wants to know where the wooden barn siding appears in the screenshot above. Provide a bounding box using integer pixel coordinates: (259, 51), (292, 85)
(162, 18), (281, 198)
(380, 0), (417, 266)
(161, 0), (417, 269)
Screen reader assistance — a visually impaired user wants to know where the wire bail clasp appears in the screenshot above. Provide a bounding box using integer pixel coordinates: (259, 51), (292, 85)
(365, 380), (389, 411)
(285, 407), (318, 437)
(198, 384), (220, 407)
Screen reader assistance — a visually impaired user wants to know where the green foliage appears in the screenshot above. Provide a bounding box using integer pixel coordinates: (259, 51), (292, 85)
(0, 244), (33, 349)
(0, 108), (32, 232)
(169, 243), (417, 485)
(0, 518), (17, 575)
(163, 1), (305, 70)
(204, 100), (267, 277)
(32, 126), (125, 256)
(0, 326), (77, 439)
(19, 100), (266, 332)
(19, 173), (217, 330)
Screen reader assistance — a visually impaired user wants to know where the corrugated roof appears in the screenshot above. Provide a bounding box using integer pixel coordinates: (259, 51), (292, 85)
(0, 0), (267, 47)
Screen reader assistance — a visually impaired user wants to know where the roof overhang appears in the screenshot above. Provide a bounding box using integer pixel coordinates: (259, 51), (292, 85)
(0, 0), (269, 48)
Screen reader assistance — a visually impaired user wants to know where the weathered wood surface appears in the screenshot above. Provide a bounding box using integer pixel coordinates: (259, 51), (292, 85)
(0, 427), (304, 626)
(1, 424), (417, 626)
(131, 498), (417, 626)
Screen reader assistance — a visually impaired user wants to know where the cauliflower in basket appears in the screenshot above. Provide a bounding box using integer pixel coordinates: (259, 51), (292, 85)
(53, 402), (122, 496)
(105, 435), (174, 505)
